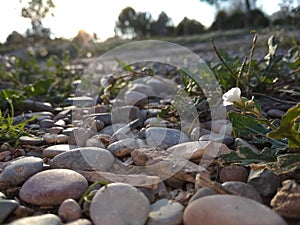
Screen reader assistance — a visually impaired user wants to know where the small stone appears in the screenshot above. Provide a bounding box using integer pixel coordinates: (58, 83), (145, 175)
(222, 181), (263, 203)
(220, 165), (248, 183)
(0, 156), (43, 190)
(54, 109), (71, 120)
(58, 198), (82, 222)
(12, 205), (35, 218)
(0, 198), (19, 224)
(247, 169), (280, 197)
(20, 169), (88, 205)
(69, 128), (96, 146)
(111, 105), (140, 123)
(145, 127), (189, 148)
(49, 126), (64, 134)
(188, 187), (218, 205)
(128, 83), (155, 96)
(94, 113), (112, 126)
(43, 144), (78, 158)
(144, 117), (170, 128)
(64, 219), (92, 225)
(9, 214), (61, 225)
(98, 123), (125, 136)
(267, 109), (286, 118)
(124, 90), (148, 108)
(19, 136), (44, 145)
(167, 141), (232, 161)
(234, 138), (259, 153)
(147, 198), (184, 225)
(90, 183), (150, 225)
(107, 138), (138, 157)
(50, 147), (114, 171)
(55, 119), (66, 127)
(199, 133), (234, 146)
(271, 179), (300, 219)
(183, 195), (287, 225)
(0, 151), (11, 161)
(43, 133), (69, 144)
(40, 118), (55, 128)
(23, 99), (53, 112)
(68, 96), (95, 107)
(85, 135), (106, 148)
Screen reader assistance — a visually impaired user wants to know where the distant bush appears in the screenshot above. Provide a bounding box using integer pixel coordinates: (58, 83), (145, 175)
(210, 9), (269, 30)
(175, 17), (205, 35)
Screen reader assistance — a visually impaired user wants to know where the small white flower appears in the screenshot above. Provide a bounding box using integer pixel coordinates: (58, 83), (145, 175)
(222, 87), (242, 106)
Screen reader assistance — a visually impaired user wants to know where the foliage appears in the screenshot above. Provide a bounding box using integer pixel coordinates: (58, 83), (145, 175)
(175, 17), (205, 35)
(0, 90), (37, 145)
(0, 51), (79, 108)
(21, 0), (55, 39)
(210, 32), (300, 97)
(267, 104), (300, 148)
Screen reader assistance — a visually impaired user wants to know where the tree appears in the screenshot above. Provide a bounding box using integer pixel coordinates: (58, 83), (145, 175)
(114, 7), (137, 38)
(175, 17), (204, 35)
(115, 7), (153, 38)
(21, 0), (55, 39)
(151, 11), (174, 36)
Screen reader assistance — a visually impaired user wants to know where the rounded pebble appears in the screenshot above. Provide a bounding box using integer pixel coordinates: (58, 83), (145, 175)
(0, 156), (43, 190)
(50, 147), (114, 171)
(9, 214), (61, 225)
(220, 165), (249, 182)
(147, 198), (184, 225)
(90, 183), (150, 225)
(58, 198), (82, 222)
(183, 195), (287, 225)
(43, 144), (78, 158)
(20, 169), (88, 205)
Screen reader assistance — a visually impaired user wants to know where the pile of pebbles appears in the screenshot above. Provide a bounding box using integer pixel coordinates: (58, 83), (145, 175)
(0, 72), (299, 225)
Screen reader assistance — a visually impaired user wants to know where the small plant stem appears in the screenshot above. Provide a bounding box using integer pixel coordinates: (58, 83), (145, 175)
(210, 38), (238, 80)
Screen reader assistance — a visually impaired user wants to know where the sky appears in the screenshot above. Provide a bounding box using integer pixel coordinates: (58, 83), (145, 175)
(0, 0), (287, 43)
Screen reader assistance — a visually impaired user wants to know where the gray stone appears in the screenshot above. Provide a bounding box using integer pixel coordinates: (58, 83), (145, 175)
(20, 169), (88, 205)
(0, 157), (43, 190)
(124, 90), (148, 108)
(145, 76), (177, 98)
(49, 126), (64, 134)
(267, 109), (286, 118)
(58, 198), (82, 222)
(147, 198), (184, 225)
(64, 219), (92, 225)
(98, 123), (125, 136)
(234, 138), (259, 153)
(9, 214), (61, 225)
(199, 133), (234, 146)
(90, 183), (150, 225)
(40, 119), (55, 128)
(43, 133), (69, 144)
(50, 147), (114, 171)
(54, 109), (71, 120)
(145, 127), (189, 148)
(68, 96), (95, 107)
(107, 138), (139, 157)
(127, 83), (155, 96)
(247, 169), (280, 197)
(111, 105), (140, 123)
(23, 99), (53, 112)
(43, 144), (78, 158)
(69, 128), (96, 146)
(188, 187), (218, 205)
(183, 195), (287, 225)
(54, 119), (66, 127)
(0, 198), (19, 224)
(222, 181), (263, 203)
(93, 113), (112, 126)
(19, 136), (44, 145)
(85, 135), (106, 148)
(144, 118), (170, 128)
(167, 141), (231, 161)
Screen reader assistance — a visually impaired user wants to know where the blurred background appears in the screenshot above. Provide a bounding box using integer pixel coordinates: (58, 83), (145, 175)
(0, 0), (299, 58)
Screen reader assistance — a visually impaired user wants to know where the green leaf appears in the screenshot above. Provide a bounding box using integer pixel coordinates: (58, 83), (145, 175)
(267, 153), (300, 173)
(267, 103), (300, 148)
(220, 147), (277, 165)
(115, 57), (135, 72)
